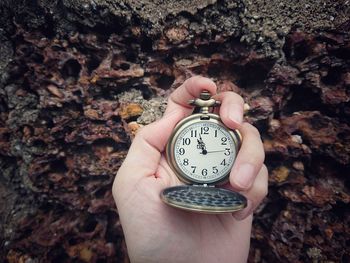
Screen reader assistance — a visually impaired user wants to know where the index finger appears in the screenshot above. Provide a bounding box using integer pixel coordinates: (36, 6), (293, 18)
(165, 76), (217, 116)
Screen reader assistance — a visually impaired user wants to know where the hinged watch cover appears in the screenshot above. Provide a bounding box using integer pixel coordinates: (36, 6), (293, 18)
(161, 185), (247, 213)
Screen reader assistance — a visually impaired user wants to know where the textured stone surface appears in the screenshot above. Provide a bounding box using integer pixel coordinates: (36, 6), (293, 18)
(0, 0), (349, 262)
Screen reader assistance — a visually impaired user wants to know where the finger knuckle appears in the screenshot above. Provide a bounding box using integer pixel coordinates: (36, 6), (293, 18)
(262, 164), (268, 176)
(258, 153), (265, 166)
(185, 75), (203, 85)
(249, 124), (260, 137)
(236, 94), (245, 105)
(241, 124), (264, 147)
(260, 149), (266, 164)
(259, 167), (269, 198)
(246, 154), (264, 169)
(261, 183), (268, 198)
(253, 185), (268, 205)
(221, 92), (244, 105)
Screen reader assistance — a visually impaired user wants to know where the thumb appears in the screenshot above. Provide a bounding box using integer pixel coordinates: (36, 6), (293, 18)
(116, 109), (184, 183)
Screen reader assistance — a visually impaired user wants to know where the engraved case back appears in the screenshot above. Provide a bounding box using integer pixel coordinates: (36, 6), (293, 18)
(161, 185), (247, 213)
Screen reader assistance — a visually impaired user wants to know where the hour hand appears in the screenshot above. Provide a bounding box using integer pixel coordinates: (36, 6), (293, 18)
(198, 133), (204, 142)
(197, 135), (204, 144)
(196, 138), (204, 148)
(196, 139), (202, 149)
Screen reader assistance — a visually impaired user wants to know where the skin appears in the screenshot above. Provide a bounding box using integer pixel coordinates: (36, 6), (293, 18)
(113, 76), (268, 263)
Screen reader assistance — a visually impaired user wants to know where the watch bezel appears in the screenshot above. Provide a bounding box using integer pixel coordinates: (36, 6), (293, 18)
(166, 113), (241, 185)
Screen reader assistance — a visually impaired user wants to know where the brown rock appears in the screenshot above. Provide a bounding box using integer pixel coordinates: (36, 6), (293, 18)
(47, 85), (64, 98)
(271, 166), (290, 183)
(119, 103), (144, 120)
(165, 26), (189, 43)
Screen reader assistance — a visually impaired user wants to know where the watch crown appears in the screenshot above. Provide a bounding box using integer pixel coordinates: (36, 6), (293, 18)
(200, 91), (211, 100)
(188, 90), (221, 113)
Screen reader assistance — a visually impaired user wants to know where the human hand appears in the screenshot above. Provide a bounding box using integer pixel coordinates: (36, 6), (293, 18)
(112, 76), (268, 263)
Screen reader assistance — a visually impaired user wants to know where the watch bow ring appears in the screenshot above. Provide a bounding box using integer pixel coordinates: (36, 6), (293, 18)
(160, 90), (247, 214)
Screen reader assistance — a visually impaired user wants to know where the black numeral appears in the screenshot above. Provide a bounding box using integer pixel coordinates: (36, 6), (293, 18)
(221, 137), (227, 145)
(182, 138), (191, 145)
(202, 169), (208, 176)
(179, 148), (185, 155)
(220, 159), (226, 165)
(224, 148), (231, 155)
(190, 130), (197, 137)
(201, 127), (209, 134)
(212, 166), (218, 174)
(183, 158), (189, 166)
(214, 130), (218, 137)
(191, 166), (196, 173)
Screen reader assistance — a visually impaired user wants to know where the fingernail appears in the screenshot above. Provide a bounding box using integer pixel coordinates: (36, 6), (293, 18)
(228, 104), (243, 125)
(233, 200), (253, 221)
(233, 163), (255, 189)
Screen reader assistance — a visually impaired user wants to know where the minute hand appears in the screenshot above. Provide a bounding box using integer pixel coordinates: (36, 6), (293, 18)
(206, 150), (228, 153)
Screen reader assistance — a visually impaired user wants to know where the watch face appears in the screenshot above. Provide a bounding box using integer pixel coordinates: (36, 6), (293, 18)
(167, 114), (240, 185)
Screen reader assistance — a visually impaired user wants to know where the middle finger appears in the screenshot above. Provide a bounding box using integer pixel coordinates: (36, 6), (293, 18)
(230, 122), (265, 191)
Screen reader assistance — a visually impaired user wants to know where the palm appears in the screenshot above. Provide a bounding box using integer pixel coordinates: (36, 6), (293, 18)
(117, 156), (252, 263)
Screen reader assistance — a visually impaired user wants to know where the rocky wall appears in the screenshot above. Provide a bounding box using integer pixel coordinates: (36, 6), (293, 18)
(0, 0), (349, 262)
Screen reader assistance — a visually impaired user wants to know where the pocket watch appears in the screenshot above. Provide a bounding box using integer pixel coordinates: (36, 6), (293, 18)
(160, 90), (247, 214)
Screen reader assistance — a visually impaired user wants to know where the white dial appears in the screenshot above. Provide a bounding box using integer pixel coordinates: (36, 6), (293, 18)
(171, 120), (238, 184)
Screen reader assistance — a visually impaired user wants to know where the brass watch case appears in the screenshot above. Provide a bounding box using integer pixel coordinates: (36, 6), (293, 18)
(165, 113), (241, 185)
